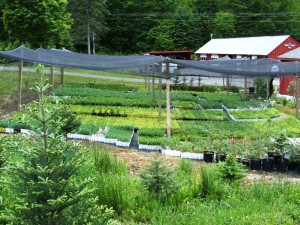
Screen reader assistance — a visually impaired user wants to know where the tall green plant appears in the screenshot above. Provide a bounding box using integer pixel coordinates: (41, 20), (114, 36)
(216, 154), (246, 183)
(4, 65), (106, 224)
(93, 148), (130, 215)
(139, 157), (178, 201)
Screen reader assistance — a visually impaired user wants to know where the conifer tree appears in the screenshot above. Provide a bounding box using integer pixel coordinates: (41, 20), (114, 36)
(5, 65), (107, 224)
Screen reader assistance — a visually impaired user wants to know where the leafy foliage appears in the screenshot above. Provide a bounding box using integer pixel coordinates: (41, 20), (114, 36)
(3, 0), (73, 48)
(68, 0), (109, 53)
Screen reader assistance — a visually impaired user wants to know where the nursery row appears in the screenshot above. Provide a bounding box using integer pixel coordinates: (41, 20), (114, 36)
(3, 115), (300, 151)
(229, 108), (281, 119)
(52, 86), (265, 110)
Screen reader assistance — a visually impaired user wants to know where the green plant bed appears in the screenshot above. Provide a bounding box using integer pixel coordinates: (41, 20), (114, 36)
(198, 92), (247, 102)
(79, 115), (172, 129)
(64, 105), (165, 118)
(172, 101), (199, 109)
(106, 126), (134, 142)
(223, 100), (263, 109)
(138, 128), (166, 137)
(172, 109), (226, 120)
(229, 108), (281, 119)
(199, 101), (223, 109)
(48, 95), (163, 108)
(138, 136), (167, 145)
(72, 123), (100, 135)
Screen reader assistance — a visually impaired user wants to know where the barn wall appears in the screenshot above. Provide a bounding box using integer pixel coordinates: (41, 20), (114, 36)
(279, 77), (296, 95)
(269, 36), (300, 60)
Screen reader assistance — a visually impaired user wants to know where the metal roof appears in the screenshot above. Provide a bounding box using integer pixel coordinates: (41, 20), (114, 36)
(278, 47), (300, 60)
(195, 35), (290, 56)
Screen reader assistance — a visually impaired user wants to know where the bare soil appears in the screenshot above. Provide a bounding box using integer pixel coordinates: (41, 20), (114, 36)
(91, 144), (300, 183)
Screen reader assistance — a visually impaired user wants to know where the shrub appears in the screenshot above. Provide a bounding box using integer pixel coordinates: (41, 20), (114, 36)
(254, 78), (267, 98)
(216, 154), (246, 183)
(140, 158), (178, 201)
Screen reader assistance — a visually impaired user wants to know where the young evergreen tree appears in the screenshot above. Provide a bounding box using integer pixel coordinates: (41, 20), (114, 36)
(4, 65), (110, 224)
(139, 157), (178, 201)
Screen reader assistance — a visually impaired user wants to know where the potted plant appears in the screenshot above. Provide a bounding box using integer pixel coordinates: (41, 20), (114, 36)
(248, 140), (267, 171)
(268, 130), (291, 172)
(212, 139), (230, 163)
(290, 144), (300, 174)
(203, 139), (214, 163)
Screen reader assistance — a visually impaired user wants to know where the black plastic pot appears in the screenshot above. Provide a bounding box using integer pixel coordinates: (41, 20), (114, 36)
(262, 158), (274, 172)
(277, 158), (289, 173)
(288, 161), (297, 171)
(273, 154), (283, 169)
(296, 161), (300, 174)
(14, 128), (21, 133)
(250, 159), (262, 171)
(216, 153), (227, 163)
(241, 159), (250, 168)
(203, 151), (214, 163)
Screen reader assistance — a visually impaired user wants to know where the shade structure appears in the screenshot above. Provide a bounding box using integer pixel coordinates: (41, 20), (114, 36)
(1, 46), (300, 78)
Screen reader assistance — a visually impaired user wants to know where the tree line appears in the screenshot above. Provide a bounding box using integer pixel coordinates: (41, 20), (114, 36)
(0, 0), (299, 54)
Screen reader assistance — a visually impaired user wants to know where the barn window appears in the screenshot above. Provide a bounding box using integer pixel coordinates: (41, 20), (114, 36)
(211, 54), (219, 60)
(200, 54), (207, 61)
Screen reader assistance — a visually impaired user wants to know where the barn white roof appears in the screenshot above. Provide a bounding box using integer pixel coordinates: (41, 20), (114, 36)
(195, 35), (290, 56)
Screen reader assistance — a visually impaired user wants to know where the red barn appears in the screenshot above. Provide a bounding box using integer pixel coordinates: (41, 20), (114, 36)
(195, 35), (300, 94)
(278, 47), (300, 95)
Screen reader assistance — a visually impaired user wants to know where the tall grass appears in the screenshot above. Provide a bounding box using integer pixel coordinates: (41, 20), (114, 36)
(131, 181), (300, 225)
(92, 148), (133, 215)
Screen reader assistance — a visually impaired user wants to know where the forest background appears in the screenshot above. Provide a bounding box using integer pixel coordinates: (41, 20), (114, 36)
(0, 0), (300, 55)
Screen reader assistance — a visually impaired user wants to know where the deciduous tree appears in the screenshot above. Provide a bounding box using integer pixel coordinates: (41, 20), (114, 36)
(3, 0), (73, 48)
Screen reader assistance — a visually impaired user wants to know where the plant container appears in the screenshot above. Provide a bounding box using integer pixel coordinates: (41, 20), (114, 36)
(273, 154), (283, 169)
(262, 157), (274, 172)
(277, 158), (289, 173)
(216, 153), (227, 163)
(296, 161), (300, 174)
(250, 159), (262, 171)
(241, 158), (250, 168)
(203, 151), (214, 163)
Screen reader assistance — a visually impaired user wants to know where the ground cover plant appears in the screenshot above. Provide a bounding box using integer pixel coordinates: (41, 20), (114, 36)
(229, 108), (281, 119)
(172, 109), (227, 120)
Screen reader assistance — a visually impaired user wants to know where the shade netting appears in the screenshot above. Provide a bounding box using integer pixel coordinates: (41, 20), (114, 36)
(0, 46), (299, 79)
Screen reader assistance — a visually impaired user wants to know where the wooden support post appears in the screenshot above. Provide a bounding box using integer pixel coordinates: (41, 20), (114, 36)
(158, 77), (162, 120)
(17, 60), (23, 111)
(61, 68), (64, 85)
(244, 76), (248, 94)
(296, 75), (300, 118)
(266, 77), (271, 106)
(51, 66), (55, 91)
(166, 61), (171, 138)
(144, 65), (147, 90)
(152, 66), (155, 102)
(226, 74), (230, 92)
